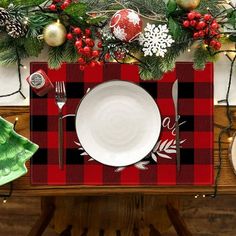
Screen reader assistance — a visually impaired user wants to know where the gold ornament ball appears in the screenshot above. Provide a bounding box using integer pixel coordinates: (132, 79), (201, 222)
(176, 0), (201, 10)
(43, 21), (67, 47)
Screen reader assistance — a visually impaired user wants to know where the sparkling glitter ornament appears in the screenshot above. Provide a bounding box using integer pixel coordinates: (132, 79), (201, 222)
(110, 9), (142, 42)
(43, 21), (67, 47)
(176, 0), (201, 10)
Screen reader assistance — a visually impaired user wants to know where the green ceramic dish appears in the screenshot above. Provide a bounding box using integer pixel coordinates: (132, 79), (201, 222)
(0, 116), (39, 186)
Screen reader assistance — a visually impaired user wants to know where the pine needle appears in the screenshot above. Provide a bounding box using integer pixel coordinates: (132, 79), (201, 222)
(48, 45), (66, 69)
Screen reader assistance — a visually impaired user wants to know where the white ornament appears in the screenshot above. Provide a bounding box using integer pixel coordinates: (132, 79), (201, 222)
(127, 10), (140, 26)
(139, 23), (174, 57)
(113, 25), (127, 41)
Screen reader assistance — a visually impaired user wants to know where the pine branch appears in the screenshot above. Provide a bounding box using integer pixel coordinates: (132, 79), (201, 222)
(139, 35), (192, 80)
(193, 45), (218, 70)
(23, 37), (43, 57)
(64, 2), (88, 18)
(27, 12), (55, 38)
(48, 45), (66, 69)
(139, 57), (164, 80)
(12, 0), (47, 6)
(126, 0), (166, 16)
(63, 41), (79, 63)
(0, 49), (17, 65)
(0, 47), (24, 65)
(0, 34), (14, 51)
(0, 35), (28, 65)
(197, 0), (223, 15)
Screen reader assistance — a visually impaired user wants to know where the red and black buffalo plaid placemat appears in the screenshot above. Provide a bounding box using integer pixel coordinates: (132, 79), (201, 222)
(30, 62), (214, 185)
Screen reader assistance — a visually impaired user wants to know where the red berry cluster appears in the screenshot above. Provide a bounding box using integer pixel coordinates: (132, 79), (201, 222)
(66, 27), (104, 70)
(182, 11), (221, 50)
(48, 0), (72, 11)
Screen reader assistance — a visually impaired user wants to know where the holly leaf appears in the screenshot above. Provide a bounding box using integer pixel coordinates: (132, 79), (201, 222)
(64, 2), (88, 18)
(167, 0), (177, 14)
(168, 16), (182, 40)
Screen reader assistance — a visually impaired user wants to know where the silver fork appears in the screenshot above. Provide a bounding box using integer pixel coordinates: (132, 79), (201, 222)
(55, 81), (67, 170)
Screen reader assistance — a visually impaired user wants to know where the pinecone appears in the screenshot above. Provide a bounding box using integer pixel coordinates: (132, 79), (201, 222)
(5, 19), (26, 38)
(0, 7), (10, 27)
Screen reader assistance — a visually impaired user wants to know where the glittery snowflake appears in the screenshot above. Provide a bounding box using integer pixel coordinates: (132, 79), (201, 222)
(139, 23), (174, 57)
(113, 25), (127, 41)
(127, 10), (140, 26)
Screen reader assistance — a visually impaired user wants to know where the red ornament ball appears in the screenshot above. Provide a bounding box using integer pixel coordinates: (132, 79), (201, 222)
(183, 20), (190, 28)
(78, 57), (85, 65)
(49, 4), (57, 11)
(97, 41), (103, 48)
(74, 27), (81, 35)
(75, 40), (83, 48)
(61, 1), (70, 10)
(209, 40), (217, 47)
(83, 46), (91, 55)
(187, 12), (195, 20)
(211, 22), (219, 30)
(92, 50), (100, 57)
(66, 33), (73, 40)
(214, 41), (221, 50)
(85, 28), (91, 36)
(89, 61), (96, 67)
(204, 14), (212, 21)
(190, 20), (197, 27)
(198, 30), (205, 37)
(110, 9), (142, 42)
(197, 21), (206, 29)
(193, 32), (199, 39)
(195, 12), (202, 19)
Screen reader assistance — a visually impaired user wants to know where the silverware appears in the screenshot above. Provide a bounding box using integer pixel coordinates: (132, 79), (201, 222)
(55, 81), (67, 170)
(172, 79), (180, 172)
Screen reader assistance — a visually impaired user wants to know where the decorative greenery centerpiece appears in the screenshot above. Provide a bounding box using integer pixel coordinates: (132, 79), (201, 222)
(0, 0), (235, 79)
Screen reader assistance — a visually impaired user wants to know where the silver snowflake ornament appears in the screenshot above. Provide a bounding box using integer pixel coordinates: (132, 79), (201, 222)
(139, 23), (174, 57)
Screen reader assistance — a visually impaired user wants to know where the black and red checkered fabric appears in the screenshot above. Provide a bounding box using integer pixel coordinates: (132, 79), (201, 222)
(30, 62), (214, 185)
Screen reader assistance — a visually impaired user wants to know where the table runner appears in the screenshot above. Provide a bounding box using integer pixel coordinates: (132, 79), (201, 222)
(30, 62), (213, 185)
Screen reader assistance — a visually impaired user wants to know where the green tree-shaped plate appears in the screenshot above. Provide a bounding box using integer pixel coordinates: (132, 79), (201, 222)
(0, 116), (39, 186)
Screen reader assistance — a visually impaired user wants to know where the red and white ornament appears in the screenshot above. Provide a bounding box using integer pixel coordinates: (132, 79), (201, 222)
(110, 9), (142, 42)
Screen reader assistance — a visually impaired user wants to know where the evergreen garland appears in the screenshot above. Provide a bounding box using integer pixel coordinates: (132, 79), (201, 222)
(0, 0), (235, 79)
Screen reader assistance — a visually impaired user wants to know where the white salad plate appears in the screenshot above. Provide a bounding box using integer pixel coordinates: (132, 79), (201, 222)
(75, 80), (161, 167)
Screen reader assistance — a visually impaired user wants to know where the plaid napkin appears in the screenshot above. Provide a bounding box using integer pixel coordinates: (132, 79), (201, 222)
(30, 62), (213, 185)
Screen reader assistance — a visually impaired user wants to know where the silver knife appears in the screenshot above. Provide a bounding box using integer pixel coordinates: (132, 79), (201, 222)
(172, 79), (181, 172)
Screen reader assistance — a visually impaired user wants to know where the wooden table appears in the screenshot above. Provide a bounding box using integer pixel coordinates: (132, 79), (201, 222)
(1, 106), (236, 196)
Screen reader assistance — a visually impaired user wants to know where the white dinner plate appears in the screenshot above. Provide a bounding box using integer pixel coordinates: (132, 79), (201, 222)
(75, 80), (161, 167)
